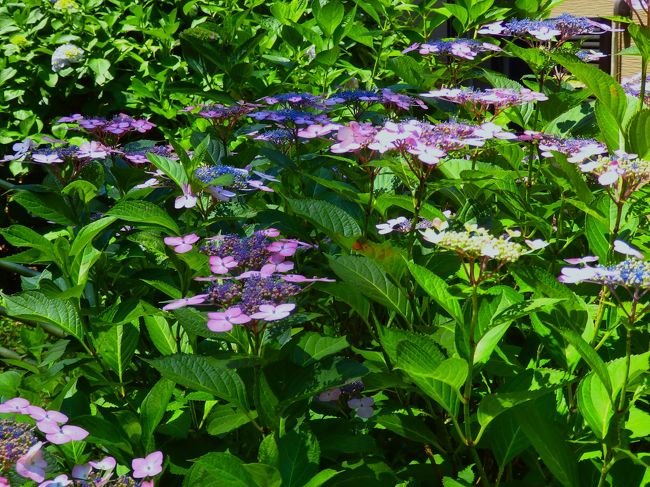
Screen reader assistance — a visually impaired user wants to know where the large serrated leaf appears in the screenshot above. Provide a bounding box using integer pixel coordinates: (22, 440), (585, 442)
(287, 198), (361, 238)
(477, 388), (559, 431)
(2, 291), (84, 341)
(140, 378), (175, 450)
(327, 255), (411, 320)
(107, 200), (180, 234)
(576, 372), (612, 440)
(96, 322), (139, 382)
(407, 261), (463, 325)
(148, 354), (249, 410)
(290, 332), (349, 366)
(553, 53), (627, 124)
(626, 109), (650, 158)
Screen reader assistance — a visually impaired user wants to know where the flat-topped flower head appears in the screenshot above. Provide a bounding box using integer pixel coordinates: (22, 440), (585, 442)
(260, 92), (323, 108)
(0, 418), (40, 474)
(123, 145), (177, 165)
(560, 258), (650, 293)
(250, 109), (330, 126)
(579, 152), (650, 198)
(522, 132), (607, 163)
(422, 87), (547, 117)
(403, 38), (500, 60)
(479, 15), (616, 44)
(376, 216), (448, 235)
(421, 224), (526, 263)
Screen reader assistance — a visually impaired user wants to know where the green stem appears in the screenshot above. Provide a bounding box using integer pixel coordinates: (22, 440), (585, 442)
(616, 327), (633, 413)
(0, 178), (15, 191)
(407, 176), (427, 255)
(364, 172), (376, 237)
(0, 261), (40, 277)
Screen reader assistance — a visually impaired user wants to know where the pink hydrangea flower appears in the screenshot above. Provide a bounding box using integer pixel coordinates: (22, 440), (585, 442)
(260, 261), (294, 276)
(163, 233), (200, 253)
(162, 294), (208, 311)
(297, 123), (340, 138)
(0, 476), (9, 487)
(27, 406), (68, 425)
(267, 241), (298, 257)
(78, 141), (109, 159)
(39, 474), (72, 486)
(0, 397), (30, 414)
(318, 388), (342, 402)
(89, 456), (117, 471)
(209, 256), (238, 274)
(247, 180), (273, 192)
(132, 451), (163, 479)
(207, 307), (252, 332)
(16, 442), (47, 483)
(250, 303), (296, 321)
(38, 423), (89, 444)
(259, 228), (280, 237)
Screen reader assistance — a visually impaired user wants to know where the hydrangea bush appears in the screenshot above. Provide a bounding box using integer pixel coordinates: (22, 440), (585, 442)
(1, 1), (649, 486)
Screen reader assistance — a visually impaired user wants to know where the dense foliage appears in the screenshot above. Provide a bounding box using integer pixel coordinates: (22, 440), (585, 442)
(1, 0), (649, 486)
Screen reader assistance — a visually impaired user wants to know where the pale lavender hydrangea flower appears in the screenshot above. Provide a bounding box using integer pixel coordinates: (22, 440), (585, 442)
(51, 44), (84, 72)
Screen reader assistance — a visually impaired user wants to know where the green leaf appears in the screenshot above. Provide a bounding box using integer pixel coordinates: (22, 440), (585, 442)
(314, 0), (344, 37)
(147, 153), (188, 189)
(70, 245), (101, 286)
(375, 414), (446, 452)
(96, 323), (139, 382)
(484, 412), (529, 468)
(407, 261), (463, 324)
(140, 378), (175, 450)
(2, 291), (84, 341)
(173, 307), (213, 338)
(626, 109), (650, 158)
(576, 371), (612, 440)
(512, 401), (580, 487)
(0, 225), (53, 253)
(207, 405), (255, 436)
(278, 429), (320, 487)
(11, 191), (76, 225)
(303, 469), (340, 487)
(387, 56), (427, 88)
(143, 315), (177, 355)
(477, 387), (560, 431)
(290, 332), (349, 366)
(107, 200), (180, 234)
(327, 255), (411, 320)
(61, 180), (99, 203)
(243, 463), (283, 487)
(287, 198), (361, 238)
(88, 58), (112, 85)
(70, 216), (117, 256)
(555, 327), (612, 396)
(553, 53), (627, 124)
(184, 452), (257, 487)
(148, 354), (249, 410)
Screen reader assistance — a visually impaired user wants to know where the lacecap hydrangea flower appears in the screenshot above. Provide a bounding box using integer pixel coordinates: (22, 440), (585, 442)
(51, 44), (84, 72)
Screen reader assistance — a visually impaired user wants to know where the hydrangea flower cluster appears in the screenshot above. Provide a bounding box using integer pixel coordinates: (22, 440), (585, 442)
(622, 74), (650, 103)
(560, 258), (650, 291)
(56, 113), (156, 145)
(122, 145), (178, 165)
(0, 140), (113, 167)
(250, 109), (331, 126)
(324, 89), (428, 113)
(260, 92), (324, 108)
(0, 398), (163, 486)
(579, 151), (650, 199)
(478, 15), (615, 44)
(362, 119), (514, 166)
(421, 87), (548, 118)
(520, 131), (607, 163)
(161, 230), (333, 333)
(403, 39), (501, 60)
(51, 44), (84, 72)
(376, 215), (449, 235)
(421, 224), (529, 263)
(194, 165), (275, 201)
